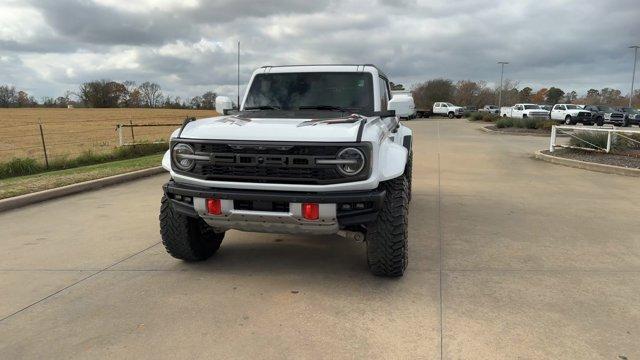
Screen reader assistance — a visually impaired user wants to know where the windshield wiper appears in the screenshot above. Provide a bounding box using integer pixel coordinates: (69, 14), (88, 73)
(297, 105), (358, 112)
(244, 105), (281, 110)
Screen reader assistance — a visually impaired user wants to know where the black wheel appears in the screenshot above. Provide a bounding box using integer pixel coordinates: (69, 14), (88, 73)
(564, 115), (573, 125)
(160, 195), (224, 261)
(596, 117), (604, 126)
(523, 114), (528, 118)
(448, 112), (454, 119)
(405, 151), (413, 203)
(366, 176), (409, 277)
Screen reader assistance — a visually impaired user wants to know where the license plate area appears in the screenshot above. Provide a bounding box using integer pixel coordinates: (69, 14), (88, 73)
(233, 200), (290, 212)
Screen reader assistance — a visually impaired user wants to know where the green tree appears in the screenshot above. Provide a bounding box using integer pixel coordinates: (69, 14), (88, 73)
(518, 87), (532, 102)
(545, 87), (565, 104)
(411, 79), (454, 108)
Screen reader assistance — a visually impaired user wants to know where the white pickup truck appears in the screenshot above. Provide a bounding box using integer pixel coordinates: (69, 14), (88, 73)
(432, 102), (465, 118)
(550, 104), (595, 125)
(160, 64), (413, 277)
(500, 103), (550, 119)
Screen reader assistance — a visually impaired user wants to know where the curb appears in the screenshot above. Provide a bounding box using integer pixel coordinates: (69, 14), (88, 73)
(533, 150), (640, 177)
(0, 166), (167, 213)
(479, 126), (552, 137)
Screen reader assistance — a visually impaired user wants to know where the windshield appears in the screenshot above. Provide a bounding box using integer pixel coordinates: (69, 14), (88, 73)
(599, 106), (614, 112)
(444, 103), (454, 107)
(565, 105), (579, 109)
(524, 105), (540, 109)
(243, 72), (374, 114)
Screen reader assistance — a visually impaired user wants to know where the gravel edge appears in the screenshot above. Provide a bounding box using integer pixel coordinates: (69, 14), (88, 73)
(533, 150), (640, 177)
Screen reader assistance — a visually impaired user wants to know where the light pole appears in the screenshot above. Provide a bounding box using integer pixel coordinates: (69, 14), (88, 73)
(630, 45), (639, 108)
(497, 61), (509, 109)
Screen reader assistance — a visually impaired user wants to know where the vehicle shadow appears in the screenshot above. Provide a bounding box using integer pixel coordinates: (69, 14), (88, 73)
(178, 233), (370, 277)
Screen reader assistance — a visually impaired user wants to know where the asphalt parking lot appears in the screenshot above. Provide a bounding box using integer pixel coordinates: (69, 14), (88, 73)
(1, 119), (639, 359)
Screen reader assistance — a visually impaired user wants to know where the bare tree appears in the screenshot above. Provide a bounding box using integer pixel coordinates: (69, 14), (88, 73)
(0, 85), (17, 107)
(138, 81), (163, 108)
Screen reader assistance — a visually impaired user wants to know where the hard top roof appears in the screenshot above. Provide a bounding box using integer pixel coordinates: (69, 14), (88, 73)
(258, 64), (388, 79)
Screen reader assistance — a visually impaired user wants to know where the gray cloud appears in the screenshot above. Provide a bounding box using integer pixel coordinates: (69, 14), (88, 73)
(1, 0), (638, 100)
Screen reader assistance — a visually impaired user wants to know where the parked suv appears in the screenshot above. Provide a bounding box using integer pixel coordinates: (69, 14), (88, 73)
(617, 107), (640, 126)
(583, 105), (627, 126)
(550, 104), (594, 125)
(160, 65), (413, 277)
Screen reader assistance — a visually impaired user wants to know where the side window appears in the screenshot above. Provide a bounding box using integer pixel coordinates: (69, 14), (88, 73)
(559, 105), (566, 110)
(515, 105), (523, 110)
(378, 77), (389, 110)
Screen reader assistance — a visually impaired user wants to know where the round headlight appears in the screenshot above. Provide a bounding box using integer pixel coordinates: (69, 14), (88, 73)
(173, 143), (195, 171)
(336, 147), (365, 176)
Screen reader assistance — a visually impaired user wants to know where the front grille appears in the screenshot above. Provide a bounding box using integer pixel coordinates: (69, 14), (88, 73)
(611, 113), (623, 118)
(173, 141), (371, 184)
(577, 112), (591, 117)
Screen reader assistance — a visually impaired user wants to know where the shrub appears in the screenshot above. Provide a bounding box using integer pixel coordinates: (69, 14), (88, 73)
(0, 142), (168, 179)
(0, 157), (42, 178)
(482, 113), (497, 122)
(496, 118), (514, 128)
(568, 132), (617, 151)
(469, 112), (483, 121)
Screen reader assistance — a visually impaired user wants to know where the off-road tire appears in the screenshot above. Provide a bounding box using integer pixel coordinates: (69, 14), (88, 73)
(366, 176), (409, 277)
(405, 151), (413, 203)
(160, 195), (224, 261)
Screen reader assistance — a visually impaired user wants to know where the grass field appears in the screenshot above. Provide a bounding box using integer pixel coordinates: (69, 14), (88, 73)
(0, 153), (163, 199)
(0, 108), (217, 163)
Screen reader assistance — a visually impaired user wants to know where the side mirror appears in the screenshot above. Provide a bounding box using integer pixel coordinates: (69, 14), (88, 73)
(215, 96), (234, 115)
(375, 110), (396, 117)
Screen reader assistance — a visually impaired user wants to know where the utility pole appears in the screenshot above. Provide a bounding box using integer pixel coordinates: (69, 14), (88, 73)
(237, 40), (240, 109)
(497, 61), (509, 109)
(630, 45), (639, 108)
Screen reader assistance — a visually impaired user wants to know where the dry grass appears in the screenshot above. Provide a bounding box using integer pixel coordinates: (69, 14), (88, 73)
(0, 108), (217, 163)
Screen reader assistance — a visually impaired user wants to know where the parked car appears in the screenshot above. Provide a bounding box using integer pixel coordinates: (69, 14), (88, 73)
(160, 64), (413, 277)
(432, 102), (464, 118)
(500, 103), (549, 119)
(617, 107), (640, 126)
(478, 105), (500, 115)
(550, 104), (594, 125)
(388, 93), (416, 120)
(583, 105), (627, 126)
(464, 106), (478, 112)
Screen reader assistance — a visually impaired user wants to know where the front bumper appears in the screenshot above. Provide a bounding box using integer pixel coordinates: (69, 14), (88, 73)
(163, 180), (385, 235)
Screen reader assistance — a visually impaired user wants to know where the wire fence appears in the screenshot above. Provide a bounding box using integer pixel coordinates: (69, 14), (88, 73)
(0, 108), (217, 165)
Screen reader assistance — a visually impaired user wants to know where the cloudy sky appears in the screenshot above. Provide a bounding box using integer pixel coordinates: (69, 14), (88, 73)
(1, 0), (639, 100)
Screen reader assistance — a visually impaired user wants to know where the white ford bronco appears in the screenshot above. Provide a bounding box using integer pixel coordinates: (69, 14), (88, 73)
(160, 65), (413, 277)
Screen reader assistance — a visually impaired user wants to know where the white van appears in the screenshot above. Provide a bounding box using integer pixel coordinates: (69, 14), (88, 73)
(388, 93), (416, 120)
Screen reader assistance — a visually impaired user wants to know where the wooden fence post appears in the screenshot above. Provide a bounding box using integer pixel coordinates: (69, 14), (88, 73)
(38, 123), (49, 169)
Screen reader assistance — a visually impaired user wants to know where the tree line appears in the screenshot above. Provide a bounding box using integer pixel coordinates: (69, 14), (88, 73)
(0, 80), (219, 109)
(410, 79), (639, 109)
(2, 78), (638, 109)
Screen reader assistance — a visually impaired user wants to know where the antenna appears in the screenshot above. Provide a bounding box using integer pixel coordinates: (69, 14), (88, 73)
(237, 40), (240, 109)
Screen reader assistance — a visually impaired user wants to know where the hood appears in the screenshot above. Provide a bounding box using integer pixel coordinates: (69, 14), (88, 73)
(178, 114), (367, 142)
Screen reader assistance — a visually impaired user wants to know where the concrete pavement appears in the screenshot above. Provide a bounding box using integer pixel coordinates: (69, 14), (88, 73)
(0, 119), (638, 359)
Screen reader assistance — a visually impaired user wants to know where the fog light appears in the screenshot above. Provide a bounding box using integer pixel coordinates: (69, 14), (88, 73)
(302, 203), (319, 220)
(206, 198), (222, 215)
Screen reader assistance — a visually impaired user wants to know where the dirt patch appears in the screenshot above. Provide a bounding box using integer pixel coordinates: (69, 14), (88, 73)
(542, 149), (640, 169)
